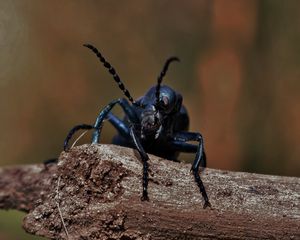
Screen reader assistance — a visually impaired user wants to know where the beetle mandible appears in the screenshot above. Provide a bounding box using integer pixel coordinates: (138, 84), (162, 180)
(64, 44), (211, 208)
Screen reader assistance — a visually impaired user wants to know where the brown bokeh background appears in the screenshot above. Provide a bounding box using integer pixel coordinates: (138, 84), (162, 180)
(0, 1), (300, 238)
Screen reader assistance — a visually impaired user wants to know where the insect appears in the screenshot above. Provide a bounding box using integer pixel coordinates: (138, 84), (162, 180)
(64, 44), (211, 208)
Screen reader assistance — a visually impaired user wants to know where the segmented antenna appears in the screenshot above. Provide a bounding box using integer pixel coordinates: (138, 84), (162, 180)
(156, 57), (180, 104)
(83, 44), (140, 106)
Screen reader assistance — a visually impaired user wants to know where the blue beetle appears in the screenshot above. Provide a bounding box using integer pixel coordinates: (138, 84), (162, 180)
(64, 44), (211, 208)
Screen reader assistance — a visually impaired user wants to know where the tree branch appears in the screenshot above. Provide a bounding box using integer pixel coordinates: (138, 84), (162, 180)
(0, 144), (299, 239)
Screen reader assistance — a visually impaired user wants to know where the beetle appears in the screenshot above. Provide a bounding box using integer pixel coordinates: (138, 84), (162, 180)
(64, 44), (211, 208)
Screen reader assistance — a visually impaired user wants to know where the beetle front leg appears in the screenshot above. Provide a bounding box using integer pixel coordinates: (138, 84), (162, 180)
(129, 126), (149, 201)
(63, 124), (95, 151)
(107, 113), (130, 138)
(171, 131), (211, 208)
(92, 98), (138, 143)
(115, 98), (139, 123)
(92, 99), (121, 143)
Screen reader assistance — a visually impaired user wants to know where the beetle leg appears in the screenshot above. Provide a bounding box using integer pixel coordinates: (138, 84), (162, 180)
(170, 141), (206, 168)
(93, 103), (150, 201)
(92, 98), (139, 143)
(105, 97), (140, 139)
(107, 113), (130, 138)
(116, 98), (139, 123)
(129, 126), (149, 201)
(43, 158), (58, 165)
(63, 124), (95, 151)
(64, 99), (137, 149)
(92, 99), (121, 143)
(171, 131), (211, 208)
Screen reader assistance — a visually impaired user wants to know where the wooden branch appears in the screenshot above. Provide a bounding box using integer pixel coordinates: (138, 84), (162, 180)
(0, 144), (299, 239)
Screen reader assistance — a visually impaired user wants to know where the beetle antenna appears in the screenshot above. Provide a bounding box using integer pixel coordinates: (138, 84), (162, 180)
(83, 44), (141, 107)
(156, 57), (180, 104)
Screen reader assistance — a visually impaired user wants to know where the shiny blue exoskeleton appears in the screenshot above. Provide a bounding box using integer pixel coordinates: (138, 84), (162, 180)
(64, 44), (211, 208)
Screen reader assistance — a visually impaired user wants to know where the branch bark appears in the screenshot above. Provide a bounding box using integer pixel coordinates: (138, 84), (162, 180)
(0, 144), (299, 239)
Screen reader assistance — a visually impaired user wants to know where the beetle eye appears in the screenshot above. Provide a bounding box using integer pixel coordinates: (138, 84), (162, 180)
(161, 96), (169, 107)
(157, 96), (172, 112)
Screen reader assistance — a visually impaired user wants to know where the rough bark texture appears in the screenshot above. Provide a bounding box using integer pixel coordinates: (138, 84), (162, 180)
(0, 144), (299, 239)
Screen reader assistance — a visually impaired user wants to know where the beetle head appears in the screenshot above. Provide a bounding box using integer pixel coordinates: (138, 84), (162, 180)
(140, 85), (182, 139)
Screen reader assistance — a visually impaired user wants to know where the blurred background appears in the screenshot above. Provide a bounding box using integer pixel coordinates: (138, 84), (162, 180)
(0, 0), (300, 239)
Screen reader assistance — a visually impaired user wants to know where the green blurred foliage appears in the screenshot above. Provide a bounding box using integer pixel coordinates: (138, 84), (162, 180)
(0, 210), (45, 239)
(0, 0), (300, 237)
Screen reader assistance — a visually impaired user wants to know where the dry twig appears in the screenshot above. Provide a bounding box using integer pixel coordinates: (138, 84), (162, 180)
(0, 144), (299, 239)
